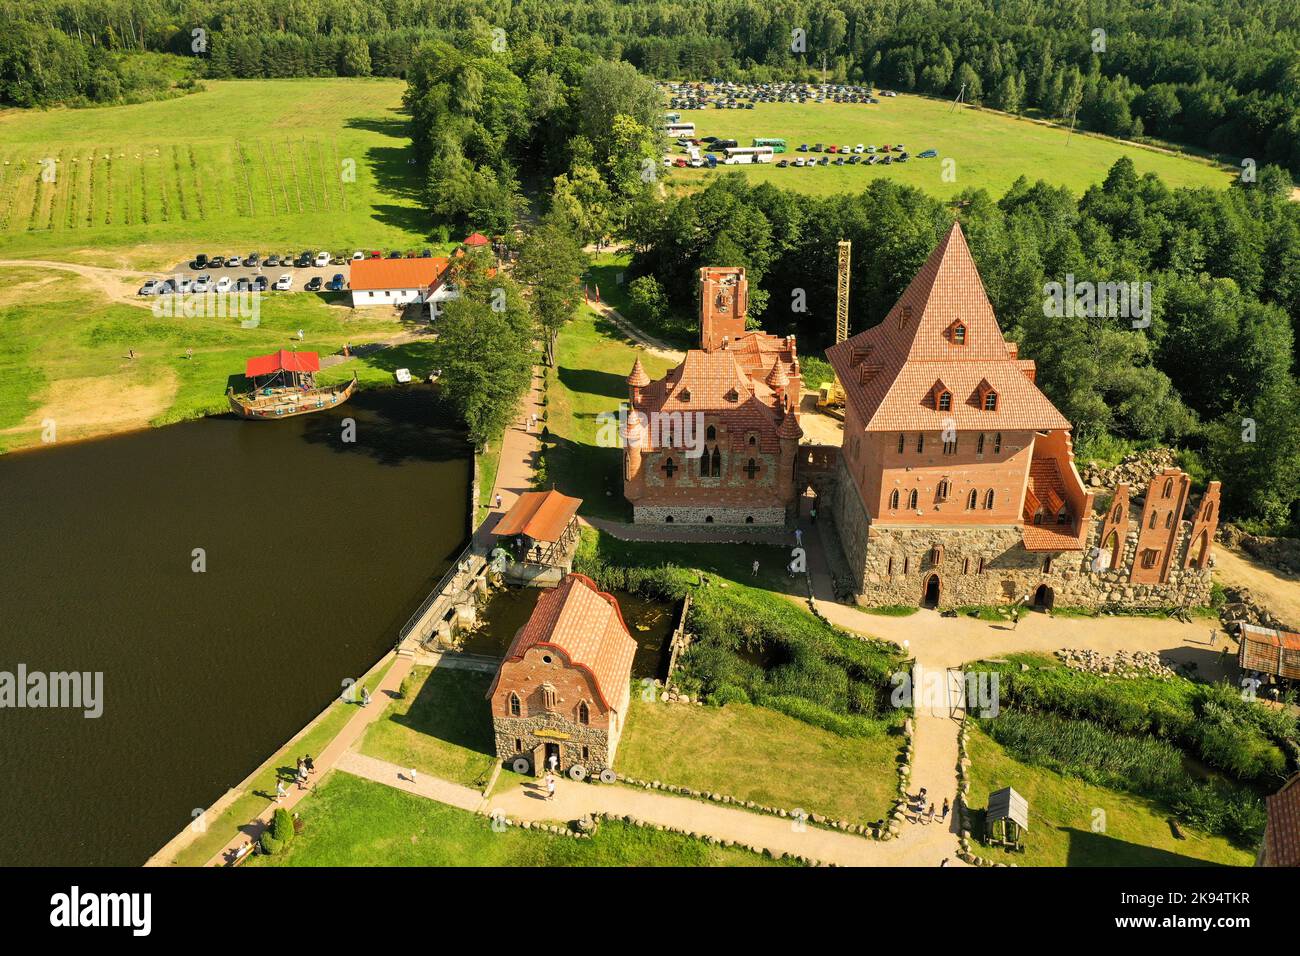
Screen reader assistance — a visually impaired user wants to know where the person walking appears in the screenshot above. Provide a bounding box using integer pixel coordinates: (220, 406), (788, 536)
(1011, 606), (1021, 630)
(495, 492), (503, 510)
(361, 687), (371, 707)
(304, 754), (315, 775)
(794, 527), (803, 547)
(296, 764), (308, 791)
(809, 504), (818, 525)
(544, 773), (556, 802)
(409, 767), (418, 786)
(941, 797), (950, 823)
(1209, 628), (1217, 647)
(297, 328), (304, 342)
(547, 752), (558, 775)
(275, 779), (286, 803)
(925, 803), (936, 824)
(751, 560), (760, 577)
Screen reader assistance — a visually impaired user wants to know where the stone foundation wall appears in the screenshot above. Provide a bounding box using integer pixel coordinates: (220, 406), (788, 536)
(493, 713), (614, 773)
(632, 504), (786, 526)
(826, 454), (1212, 609)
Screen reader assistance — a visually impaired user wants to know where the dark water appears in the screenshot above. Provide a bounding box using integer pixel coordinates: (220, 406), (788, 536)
(0, 387), (471, 866)
(460, 585), (677, 680)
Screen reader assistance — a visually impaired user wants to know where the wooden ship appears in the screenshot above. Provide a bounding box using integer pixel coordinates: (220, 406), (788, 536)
(227, 349), (356, 419)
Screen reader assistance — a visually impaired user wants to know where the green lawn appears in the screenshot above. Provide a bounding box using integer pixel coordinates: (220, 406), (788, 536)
(0, 78), (431, 265)
(619, 696), (903, 826)
(543, 307), (675, 519)
(0, 267), (442, 452)
(358, 665), (501, 791)
(253, 769), (794, 866)
(966, 724), (1255, 867)
(166, 659), (394, 867)
(667, 93), (1232, 199)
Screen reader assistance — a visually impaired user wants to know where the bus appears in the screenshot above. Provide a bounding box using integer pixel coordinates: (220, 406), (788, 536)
(753, 138), (787, 153)
(723, 146), (775, 165)
(664, 122), (696, 138)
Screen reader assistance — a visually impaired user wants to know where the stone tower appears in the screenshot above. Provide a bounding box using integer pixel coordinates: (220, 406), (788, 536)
(777, 397), (802, 506)
(699, 266), (748, 351)
(624, 357), (650, 501)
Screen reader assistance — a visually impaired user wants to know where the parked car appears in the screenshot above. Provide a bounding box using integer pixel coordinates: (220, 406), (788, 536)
(893, 144), (905, 152)
(305, 276), (323, 291)
(235, 277), (252, 292)
(314, 251), (330, 268)
(252, 276), (269, 292)
(138, 279), (159, 295)
(813, 143), (824, 152)
(867, 154), (878, 165)
(918, 149), (938, 158)
(193, 274), (212, 292)
(673, 157), (688, 167)
(265, 254), (280, 267)
(369, 250), (382, 259)
(352, 251), (365, 260)
(249, 253), (261, 267)
(227, 255), (242, 268)
(847, 155), (860, 165)
(213, 276), (232, 293)
(190, 254), (208, 270)
(797, 143), (809, 152)
(274, 274), (293, 291)
(827, 145), (838, 153)
(896, 152), (909, 162)
(210, 256), (225, 268)
(776, 159), (789, 168)
(833, 157), (845, 165)
(331, 254), (347, 265)
(866, 145), (877, 153)
(882, 155), (892, 164)
(328, 274), (346, 291)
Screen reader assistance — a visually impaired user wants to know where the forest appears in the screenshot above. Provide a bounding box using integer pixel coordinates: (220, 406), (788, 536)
(4, 0), (1300, 174)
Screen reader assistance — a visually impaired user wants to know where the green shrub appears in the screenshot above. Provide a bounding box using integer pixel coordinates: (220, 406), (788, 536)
(710, 684), (751, 707)
(271, 807), (296, 843)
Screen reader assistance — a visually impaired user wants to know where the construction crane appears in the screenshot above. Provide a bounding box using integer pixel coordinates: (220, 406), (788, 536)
(818, 240), (851, 410)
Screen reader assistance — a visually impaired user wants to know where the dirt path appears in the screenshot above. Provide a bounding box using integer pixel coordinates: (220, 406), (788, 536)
(1213, 546), (1300, 629)
(588, 300), (684, 361)
(0, 258), (153, 308)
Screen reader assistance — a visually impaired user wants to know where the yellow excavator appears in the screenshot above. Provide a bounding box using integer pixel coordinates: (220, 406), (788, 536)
(817, 378), (845, 409)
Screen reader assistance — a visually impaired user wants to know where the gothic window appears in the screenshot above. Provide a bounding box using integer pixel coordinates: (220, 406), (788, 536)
(711, 447), (722, 477)
(937, 391), (952, 411)
(978, 557), (986, 574)
(706, 425), (717, 442)
(890, 489), (900, 509)
(942, 439), (957, 455)
(983, 391), (998, 411)
(917, 434), (925, 453)
(662, 457), (677, 479)
(509, 693), (521, 717)
(1164, 511), (1173, 529)
(887, 557), (894, 575)
(930, 545), (943, 566)
(679, 388), (691, 402)
(908, 489), (919, 509)
(744, 458), (759, 479)
(993, 433), (1002, 454)
(984, 489), (995, 510)
(1042, 556), (1053, 573)
(967, 489), (978, 510)
(747, 434), (756, 446)
(1141, 549), (1159, 569)
(1205, 501), (1214, 520)
(542, 684), (557, 711)
(897, 433), (905, 454)
(578, 701), (590, 725)
(1113, 505), (1123, 522)
(1149, 511), (1157, 529)
(937, 479), (951, 500)
(976, 433), (985, 455)
(1163, 478), (1174, 498)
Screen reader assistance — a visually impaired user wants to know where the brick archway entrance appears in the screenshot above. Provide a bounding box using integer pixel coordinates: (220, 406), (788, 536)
(922, 573), (941, 608)
(1033, 584), (1054, 610)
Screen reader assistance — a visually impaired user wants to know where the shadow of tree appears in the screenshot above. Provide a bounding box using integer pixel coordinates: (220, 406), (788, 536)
(556, 366), (627, 400)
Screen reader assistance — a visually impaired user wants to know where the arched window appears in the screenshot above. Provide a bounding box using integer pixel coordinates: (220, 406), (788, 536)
(509, 693), (520, 717)
(897, 433), (905, 454)
(661, 457), (677, 479)
(747, 434), (756, 446)
(578, 701), (590, 725)
(916, 434), (925, 453)
(1205, 501), (1214, 520)
(744, 458), (759, 479)
(976, 433), (985, 455)
(937, 391), (952, 411)
(1149, 511), (1157, 529)
(908, 489), (919, 509)
(1164, 511), (1173, 529)
(967, 489), (978, 510)
(1057, 508), (1070, 525)
(937, 479), (951, 500)
(711, 447), (722, 477)
(952, 323), (966, 344)
(983, 391), (998, 411)
(1163, 478), (1174, 499)
(890, 489), (900, 509)
(706, 424), (717, 442)
(993, 433), (1002, 454)
(984, 489), (995, 510)
(1112, 505), (1122, 522)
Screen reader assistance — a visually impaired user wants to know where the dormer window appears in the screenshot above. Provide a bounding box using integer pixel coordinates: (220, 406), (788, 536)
(929, 379), (952, 411)
(898, 304), (913, 330)
(937, 391), (952, 411)
(983, 390), (998, 411)
(975, 379), (998, 412)
(947, 320), (967, 345)
(723, 388), (739, 402)
(679, 388), (691, 403)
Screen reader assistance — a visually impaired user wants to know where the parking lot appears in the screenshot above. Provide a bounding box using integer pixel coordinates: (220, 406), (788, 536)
(153, 256), (354, 295)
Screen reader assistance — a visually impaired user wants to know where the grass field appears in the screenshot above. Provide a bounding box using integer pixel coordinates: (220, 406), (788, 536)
(543, 306), (676, 518)
(619, 697), (902, 825)
(0, 78), (430, 266)
(252, 769), (794, 866)
(0, 266), (443, 452)
(358, 665), (503, 792)
(666, 93), (1233, 199)
(966, 724), (1254, 867)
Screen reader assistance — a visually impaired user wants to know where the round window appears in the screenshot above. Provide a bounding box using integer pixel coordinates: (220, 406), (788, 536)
(542, 655), (552, 664)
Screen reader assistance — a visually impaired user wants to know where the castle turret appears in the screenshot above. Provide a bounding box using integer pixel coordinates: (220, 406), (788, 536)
(624, 358), (651, 502)
(777, 398), (802, 506)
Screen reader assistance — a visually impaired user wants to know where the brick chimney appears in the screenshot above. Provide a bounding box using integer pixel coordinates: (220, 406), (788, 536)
(699, 266), (747, 351)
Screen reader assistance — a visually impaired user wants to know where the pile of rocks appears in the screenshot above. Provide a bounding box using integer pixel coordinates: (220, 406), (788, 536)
(1081, 448), (1177, 491)
(1220, 586), (1296, 633)
(1231, 530), (1300, 576)
(1055, 647), (1176, 679)
(954, 719), (1016, 867)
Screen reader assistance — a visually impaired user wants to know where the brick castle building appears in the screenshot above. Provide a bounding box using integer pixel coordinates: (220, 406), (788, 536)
(824, 223), (1220, 610)
(623, 266), (803, 525)
(486, 573), (636, 775)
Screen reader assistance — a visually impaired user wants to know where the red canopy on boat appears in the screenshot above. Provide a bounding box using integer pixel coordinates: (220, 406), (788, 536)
(245, 350), (320, 377)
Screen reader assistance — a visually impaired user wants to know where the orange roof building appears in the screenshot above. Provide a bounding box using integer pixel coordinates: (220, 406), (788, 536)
(822, 223), (1217, 610)
(1260, 773), (1300, 867)
(348, 256), (454, 315)
(486, 573), (637, 775)
(624, 267), (803, 526)
(492, 490), (583, 569)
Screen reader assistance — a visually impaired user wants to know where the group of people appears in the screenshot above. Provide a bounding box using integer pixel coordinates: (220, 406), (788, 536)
(909, 787), (950, 827)
(273, 755), (316, 802)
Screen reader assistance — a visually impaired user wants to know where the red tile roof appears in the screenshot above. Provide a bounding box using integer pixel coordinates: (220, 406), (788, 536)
(463, 232), (491, 247)
(1264, 773), (1300, 867)
(245, 349), (319, 377)
(502, 574), (637, 709)
(349, 257), (450, 291)
(826, 223), (1070, 433)
(492, 490), (582, 542)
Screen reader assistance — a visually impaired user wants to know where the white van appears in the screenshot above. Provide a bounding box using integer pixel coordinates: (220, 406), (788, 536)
(314, 251), (330, 268)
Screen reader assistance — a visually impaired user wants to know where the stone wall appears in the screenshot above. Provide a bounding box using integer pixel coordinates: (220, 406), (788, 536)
(632, 503), (786, 526)
(492, 712), (613, 775)
(828, 455), (871, 590)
